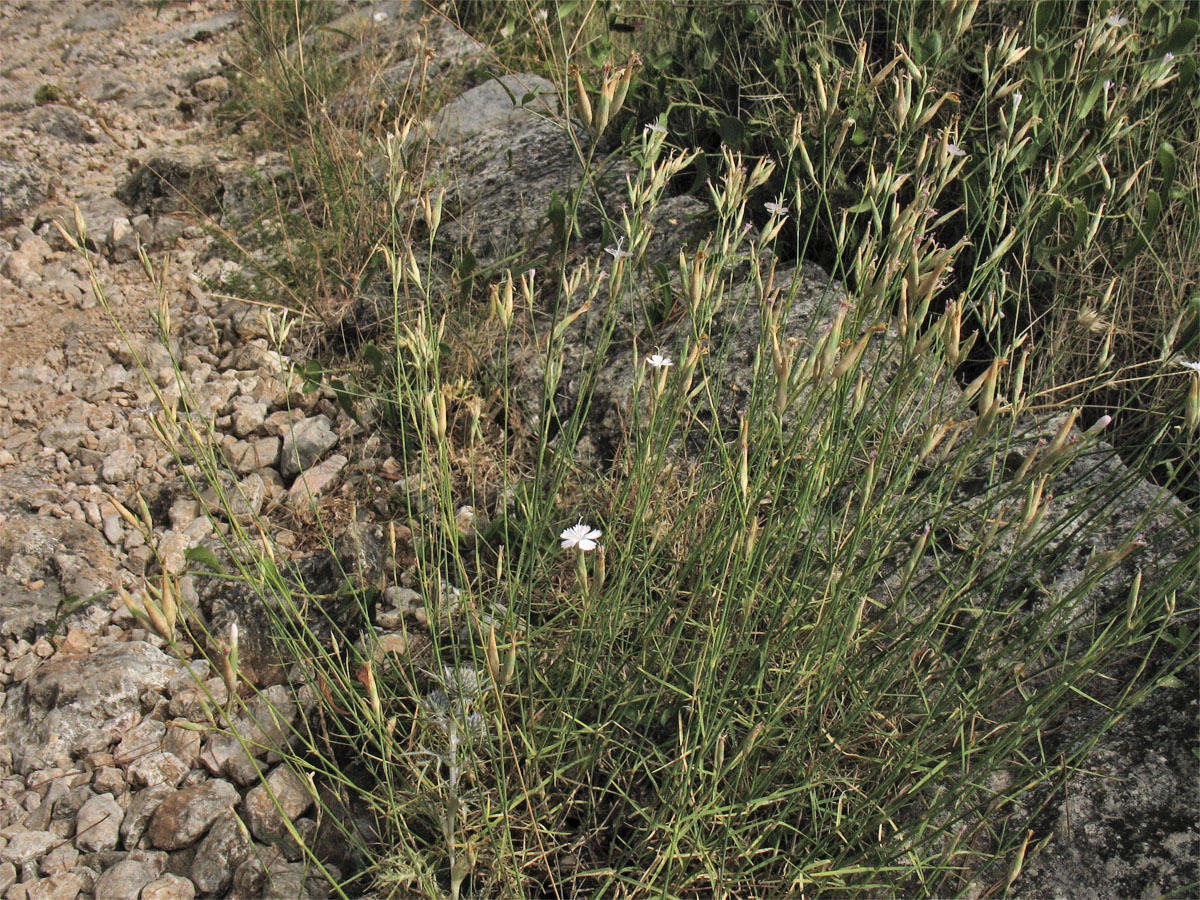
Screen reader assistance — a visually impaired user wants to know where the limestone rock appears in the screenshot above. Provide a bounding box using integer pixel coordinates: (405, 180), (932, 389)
(66, 9), (123, 32)
(0, 574), (62, 644)
(125, 752), (188, 790)
(286, 454), (348, 510)
(231, 845), (308, 900)
(25, 871), (84, 900)
(198, 471), (264, 522)
(230, 436), (280, 475)
(117, 784), (174, 851)
(198, 687), (297, 785)
(89, 856), (164, 900)
(1, 831), (59, 865)
(140, 872), (194, 900)
(279, 414), (337, 477)
(37, 842), (78, 876)
(19, 106), (95, 145)
(150, 10), (239, 44)
(38, 424), (91, 454)
(147, 780), (239, 850)
(3, 642), (185, 776)
(112, 719), (165, 768)
(161, 723), (201, 771)
(115, 150), (220, 216)
(73, 794), (123, 853)
(433, 73), (559, 143)
(99, 450), (139, 485)
(0, 162), (48, 227)
(190, 812), (250, 895)
(243, 765), (313, 843)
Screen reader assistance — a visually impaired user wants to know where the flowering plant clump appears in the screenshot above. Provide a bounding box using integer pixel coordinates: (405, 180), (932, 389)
(561, 523), (602, 551)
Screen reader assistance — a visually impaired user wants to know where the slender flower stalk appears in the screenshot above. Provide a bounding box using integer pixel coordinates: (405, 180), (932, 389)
(562, 522), (602, 596)
(646, 352), (672, 398)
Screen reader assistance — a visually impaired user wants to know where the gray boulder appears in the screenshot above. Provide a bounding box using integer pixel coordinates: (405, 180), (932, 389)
(2, 642), (185, 775)
(0, 161), (48, 227)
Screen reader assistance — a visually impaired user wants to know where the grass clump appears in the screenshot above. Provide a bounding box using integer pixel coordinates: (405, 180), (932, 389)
(34, 82), (64, 105)
(456, 0), (1199, 499)
(86, 2), (1198, 898)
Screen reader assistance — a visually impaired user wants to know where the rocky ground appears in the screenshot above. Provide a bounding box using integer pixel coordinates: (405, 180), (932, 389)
(0, 2), (1195, 900)
(0, 2), (369, 898)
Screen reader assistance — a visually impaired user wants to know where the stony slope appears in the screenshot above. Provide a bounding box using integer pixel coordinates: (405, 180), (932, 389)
(0, 3), (1194, 899)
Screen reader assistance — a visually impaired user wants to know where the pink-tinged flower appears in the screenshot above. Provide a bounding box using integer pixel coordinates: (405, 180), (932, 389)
(1180, 360), (1200, 374)
(946, 143), (967, 157)
(646, 353), (673, 368)
(561, 523), (602, 551)
(605, 239), (630, 261)
(643, 123), (667, 136)
(763, 199), (789, 217)
(1105, 13), (1129, 26)
(1164, 52), (1176, 63)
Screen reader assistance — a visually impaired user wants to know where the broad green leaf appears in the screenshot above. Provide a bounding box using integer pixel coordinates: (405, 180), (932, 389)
(1044, 199), (1090, 256)
(1075, 80), (1102, 121)
(361, 342), (385, 377)
(719, 115), (745, 150)
(1033, 0), (1056, 37)
(1159, 18), (1198, 55)
(1027, 54), (1045, 91)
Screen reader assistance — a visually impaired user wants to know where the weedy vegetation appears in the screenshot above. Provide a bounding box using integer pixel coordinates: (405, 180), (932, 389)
(74, 0), (1198, 897)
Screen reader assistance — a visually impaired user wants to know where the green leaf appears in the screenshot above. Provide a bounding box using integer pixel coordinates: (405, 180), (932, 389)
(1033, 0), (1056, 38)
(1172, 55), (1197, 96)
(586, 38), (613, 67)
(1075, 80), (1103, 121)
(1044, 199), (1090, 256)
(295, 359), (324, 393)
(645, 50), (673, 71)
(185, 546), (224, 573)
(923, 31), (943, 62)
(1159, 18), (1198, 55)
(457, 247), (477, 281)
(548, 189), (567, 251)
(719, 115), (745, 150)
(1027, 53), (1045, 91)
(361, 342), (385, 377)
(557, 0), (579, 19)
(329, 378), (361, 424)
(318, 25), (357, 42)
(1156, 141), (1177, 198)
(687, 153), (710, 196)
(1117, 190), (1163, 268)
